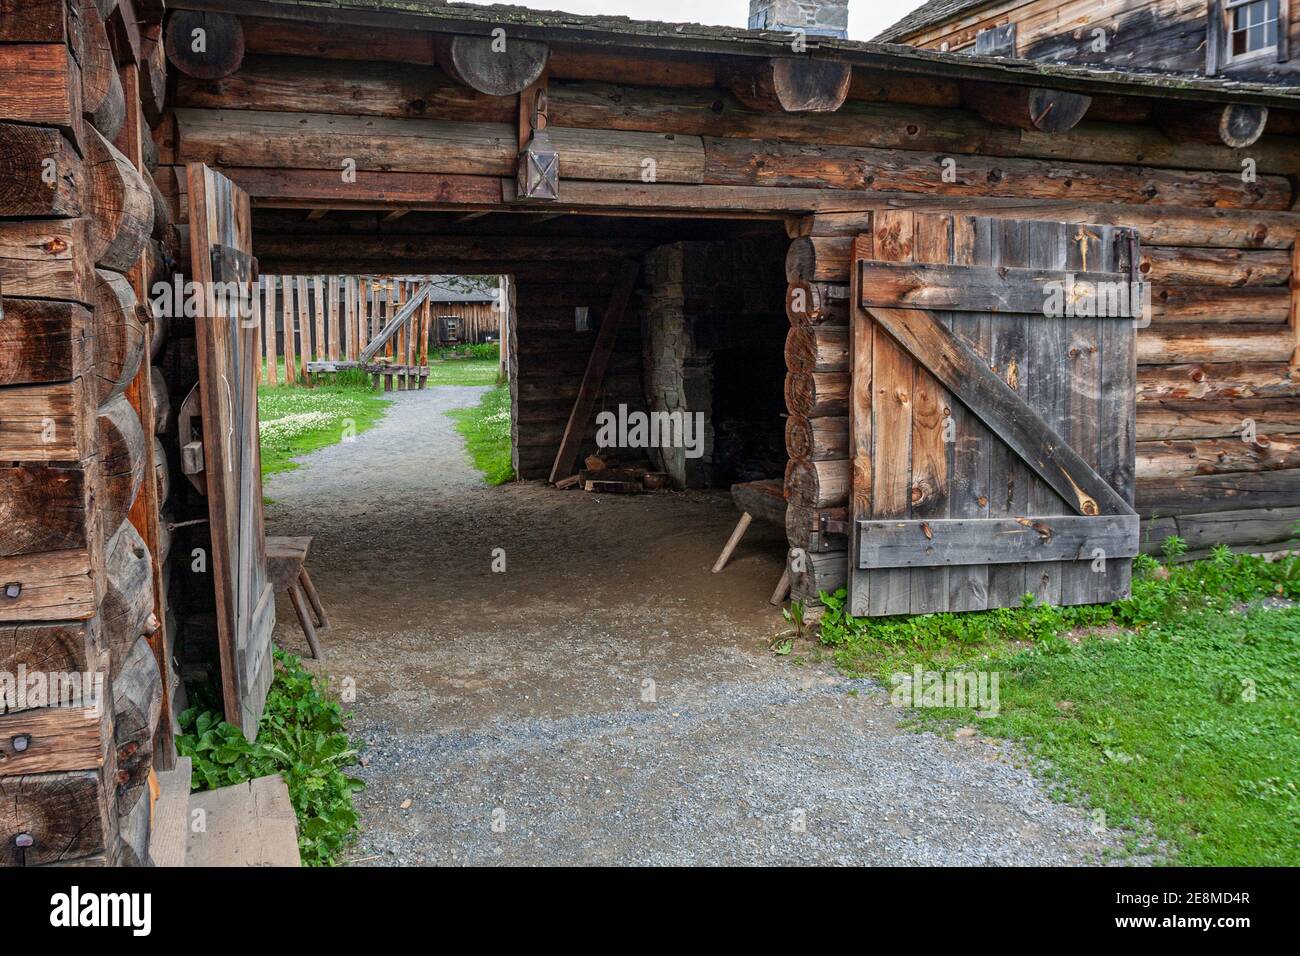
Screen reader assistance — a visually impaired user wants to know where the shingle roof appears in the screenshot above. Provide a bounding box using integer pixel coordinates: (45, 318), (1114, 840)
(874, 0), (996, 43)
(219, 1), (1300, 107)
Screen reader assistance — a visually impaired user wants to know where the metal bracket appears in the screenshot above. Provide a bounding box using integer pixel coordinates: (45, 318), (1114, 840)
(818, 515), (850, 536)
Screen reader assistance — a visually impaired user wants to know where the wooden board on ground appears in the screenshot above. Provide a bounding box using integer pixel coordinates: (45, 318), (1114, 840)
(185, 774), (300, 867)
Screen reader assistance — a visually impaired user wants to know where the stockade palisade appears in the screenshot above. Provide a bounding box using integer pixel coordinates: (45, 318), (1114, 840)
(1, 0), (1299, 866)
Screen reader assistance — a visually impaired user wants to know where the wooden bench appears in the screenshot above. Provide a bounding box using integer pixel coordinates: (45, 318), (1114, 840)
(712, 479), (791, 605)
(266, 535), (328, 660)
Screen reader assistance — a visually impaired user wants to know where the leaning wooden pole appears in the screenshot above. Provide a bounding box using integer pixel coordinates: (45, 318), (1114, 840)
(548, 261), (640, 484)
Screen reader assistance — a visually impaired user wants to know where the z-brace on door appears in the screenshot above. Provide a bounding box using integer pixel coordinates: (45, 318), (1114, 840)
(186, 163), (275, 739)
(847, 212), (1141, 617)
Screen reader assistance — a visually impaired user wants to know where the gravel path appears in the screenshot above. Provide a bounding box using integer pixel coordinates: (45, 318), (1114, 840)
(264, 387), (1128, 866)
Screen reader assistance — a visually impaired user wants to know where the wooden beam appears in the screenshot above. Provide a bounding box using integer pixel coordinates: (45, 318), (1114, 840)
(548, 261), (639, 484)
(306, 208), (329, 221)
(435, 33), (549, 96)
(723, 58), (852, 113)
(1162, 104), (1270, 149)
(163, 10), (245, 80)
(963, 83), (1092, 133)
(856, 515), (1140, 569)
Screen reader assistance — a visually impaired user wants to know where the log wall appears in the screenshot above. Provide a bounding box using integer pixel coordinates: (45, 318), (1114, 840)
(1, 0), (173, 866)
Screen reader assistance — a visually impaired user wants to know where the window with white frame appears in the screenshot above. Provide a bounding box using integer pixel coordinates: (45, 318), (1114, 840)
(1225, 0), (1281, 60)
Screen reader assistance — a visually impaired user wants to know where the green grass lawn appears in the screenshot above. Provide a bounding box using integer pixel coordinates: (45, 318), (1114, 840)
(258, 371), (391, 480)
(426, 357), (501, 386)
(446, 381), (514, 485)
(806, 547), (1300, 866)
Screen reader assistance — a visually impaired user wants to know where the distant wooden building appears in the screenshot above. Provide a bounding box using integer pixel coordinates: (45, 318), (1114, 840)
(878, 0), (1299, 84)
(2, 0), (1300, 866)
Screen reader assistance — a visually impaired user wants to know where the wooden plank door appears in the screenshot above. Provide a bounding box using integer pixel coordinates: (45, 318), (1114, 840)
(186, 163), (275, 738)
(847, 213), (1140, 616)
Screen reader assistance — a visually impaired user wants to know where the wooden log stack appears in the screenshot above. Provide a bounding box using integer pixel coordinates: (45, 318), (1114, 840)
(1, 0), (173, 867)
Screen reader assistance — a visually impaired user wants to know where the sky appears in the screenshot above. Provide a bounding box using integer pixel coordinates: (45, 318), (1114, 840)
(459, 1), (930, 41)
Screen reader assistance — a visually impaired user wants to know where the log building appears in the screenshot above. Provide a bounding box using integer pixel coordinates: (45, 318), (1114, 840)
(2, 0), (1299, 865)
(878, 0), (1300, 84)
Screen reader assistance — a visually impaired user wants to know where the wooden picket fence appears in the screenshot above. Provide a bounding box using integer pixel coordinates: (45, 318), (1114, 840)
(255, 275), (443, 388)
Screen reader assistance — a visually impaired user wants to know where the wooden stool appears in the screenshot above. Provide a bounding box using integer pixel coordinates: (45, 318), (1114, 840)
(267, 535), (328, 660)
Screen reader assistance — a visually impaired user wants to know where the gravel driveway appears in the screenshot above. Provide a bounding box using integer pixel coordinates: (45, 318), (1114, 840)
(263, 386), (1127, 866)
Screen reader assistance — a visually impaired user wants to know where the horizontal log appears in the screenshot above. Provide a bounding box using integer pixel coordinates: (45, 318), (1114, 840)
(1152, 505), (1300, 552)
(175, 54), (513, 123)
(85, 127), (153, 272)
(97, 395), (147, 534)
(434, 33), (548, 97)
(789, 549), (846, 604)
(1137, 362), (1300, 401)
(173, 108), (706, 184)
(0, 124), (82, 217)
(0, 704), (105, 776)
(1140, 246), (1292, 287)
(1137, 434), (1300, 478)
(113, 635), (161, 814)
(1137, 468), (1300, 515)
(1161, 103), (1269, 150)
(102, 520), (153, 668)
(963, 83), (1092, 134)
(0, 463), (93, 557)
(722, 58), (851, 113)
(785, 237), (852, 283)
(702, 136), (1292, 209)
(0, 547), (97, 622)
(786, 281), (849, 326)
(0, 619), (101, 680)
(786, 414), (848, 462)
(1137, 399), (1300, 439)
(0, 770), (112, 866)
(785, 457), (850, 509)
(0, 0), (69, 43)
(0, 299), (93, 387)
(0, 44), (81, 140)
(0, 219), (96, 305)
(164, 10), (245, 80)
(0, 379), (93, 462)
(240, 13), (435, 64)
(254, 233), (649, 263)
(785, 371), (848, 417)
(792, 202), (1300, 250)
(785, 503), (849, 554)
(93, 269), (147, 404)
(80, 0), (124, 139)
(784, 325), (848, 373)
(1136, 326), (1292, 365)
(1150, 286), (1291, 324)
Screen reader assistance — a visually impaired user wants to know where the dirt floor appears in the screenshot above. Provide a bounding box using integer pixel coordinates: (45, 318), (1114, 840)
(263, 386), (1129, 866)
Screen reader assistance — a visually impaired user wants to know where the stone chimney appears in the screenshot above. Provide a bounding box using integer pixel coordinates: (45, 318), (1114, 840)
(748, 0), (848, 39)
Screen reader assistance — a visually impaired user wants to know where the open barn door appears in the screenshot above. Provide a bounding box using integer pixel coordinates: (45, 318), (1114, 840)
(186, 163), (274, 738)
(847, 212), (1141, 617)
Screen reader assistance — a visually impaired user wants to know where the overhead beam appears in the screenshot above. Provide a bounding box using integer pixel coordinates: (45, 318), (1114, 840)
(163, 10), (244, 80)
(963, 82), (1092, 133)
(435, 33), (549, 96)
(723, 58), (851, 113)
(1161, 104), (1270, 149)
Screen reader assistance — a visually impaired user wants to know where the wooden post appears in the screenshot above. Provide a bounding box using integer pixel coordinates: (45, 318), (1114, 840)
(344, 275), (356, 361)
(264, 276), (278, 385)
(295, 275), (310, 384)
(283, 277), (297, 386)
(327, 275), (340, 361)
(312, 275), (325, 363)
(548, 261), (639, 484)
